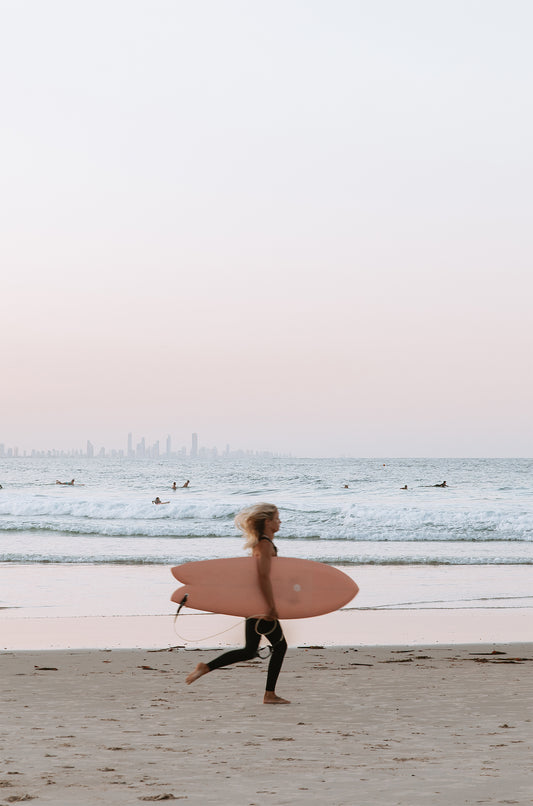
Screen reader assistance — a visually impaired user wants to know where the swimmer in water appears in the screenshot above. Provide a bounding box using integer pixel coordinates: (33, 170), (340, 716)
(56, 479), (75, 486)
(152, 497), (170, 505)
(401, 485), (408, 490)
(182, 480), (190, 488)
(172, 482), (177, 490)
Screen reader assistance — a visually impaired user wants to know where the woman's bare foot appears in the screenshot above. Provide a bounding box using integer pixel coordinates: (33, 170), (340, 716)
(263, 692), (290, 704)
(186, 662), (210, 685)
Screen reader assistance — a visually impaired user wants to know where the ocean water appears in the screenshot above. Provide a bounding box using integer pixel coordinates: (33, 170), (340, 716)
(1, 457), (532, 640)
(0, 456), (531, 566)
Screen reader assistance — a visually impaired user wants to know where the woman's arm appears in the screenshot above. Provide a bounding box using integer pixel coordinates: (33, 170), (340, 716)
(255, 541), (278, 620)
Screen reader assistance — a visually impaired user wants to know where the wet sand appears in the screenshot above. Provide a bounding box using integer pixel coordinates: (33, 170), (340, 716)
(2, 605), (533, 651)
(2, 643), (532, 805)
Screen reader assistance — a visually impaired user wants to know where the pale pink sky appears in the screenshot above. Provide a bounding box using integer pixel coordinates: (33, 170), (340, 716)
(1, 1), (532, 456)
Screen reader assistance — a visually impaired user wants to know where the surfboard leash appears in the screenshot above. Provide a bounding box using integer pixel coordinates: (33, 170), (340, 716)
(251, 616), (284, 659)
(172, 596), (282, 658)
(172, 594), (245, 644)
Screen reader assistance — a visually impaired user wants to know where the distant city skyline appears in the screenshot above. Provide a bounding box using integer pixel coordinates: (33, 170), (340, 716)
(0, 433), (287, 460)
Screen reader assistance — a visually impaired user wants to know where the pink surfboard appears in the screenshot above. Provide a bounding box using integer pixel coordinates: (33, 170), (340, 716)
(170, 557), (358, 619)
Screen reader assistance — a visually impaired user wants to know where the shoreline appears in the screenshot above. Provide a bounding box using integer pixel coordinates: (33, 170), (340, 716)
(1, 562), (532, 650)
(2, 606), (532, 651)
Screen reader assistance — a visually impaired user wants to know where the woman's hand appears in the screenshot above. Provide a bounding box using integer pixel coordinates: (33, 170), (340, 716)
(265, 606), (279, 621)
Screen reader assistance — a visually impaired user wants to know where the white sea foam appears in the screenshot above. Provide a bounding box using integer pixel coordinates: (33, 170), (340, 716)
(0, 456), (532, 564)
(0, 494), (235, 521)
(0, 493), (530, 543)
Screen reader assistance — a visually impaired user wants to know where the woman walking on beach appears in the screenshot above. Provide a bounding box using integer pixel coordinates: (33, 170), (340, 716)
(186, 502), (289, 704)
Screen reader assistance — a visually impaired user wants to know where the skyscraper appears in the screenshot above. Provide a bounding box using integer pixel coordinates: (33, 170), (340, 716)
(191, 433), (198, 458)
(127, 433), (134, 458)
(166, 434), (172, 456)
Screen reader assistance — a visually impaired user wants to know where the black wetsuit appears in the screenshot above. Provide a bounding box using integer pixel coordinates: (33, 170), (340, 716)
(206, 537), (287, 692)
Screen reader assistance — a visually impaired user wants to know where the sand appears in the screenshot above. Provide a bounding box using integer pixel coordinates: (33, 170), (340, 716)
(3, 604), (533, 651)
(2, 643), (532, 805)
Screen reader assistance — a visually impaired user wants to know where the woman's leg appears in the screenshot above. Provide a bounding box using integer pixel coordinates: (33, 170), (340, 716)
(207, 619), (260, 671)
(186, 619), (260, 684)
(263, 620), (288, 694)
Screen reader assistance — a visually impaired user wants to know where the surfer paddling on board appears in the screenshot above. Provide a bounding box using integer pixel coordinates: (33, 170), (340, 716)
(186, 502), (290, 704)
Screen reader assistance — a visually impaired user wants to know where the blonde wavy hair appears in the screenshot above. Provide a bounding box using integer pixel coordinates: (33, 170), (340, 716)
(235, 502), (278, 551)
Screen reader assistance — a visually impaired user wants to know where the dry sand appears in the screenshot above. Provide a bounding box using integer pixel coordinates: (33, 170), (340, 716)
(2, 643), (532, 805)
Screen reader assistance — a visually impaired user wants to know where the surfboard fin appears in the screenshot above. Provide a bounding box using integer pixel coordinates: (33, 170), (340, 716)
(175, 593), (188, 616)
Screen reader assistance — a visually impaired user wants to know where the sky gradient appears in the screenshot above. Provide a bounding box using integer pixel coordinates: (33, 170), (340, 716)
(1, 0), (532, 456)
